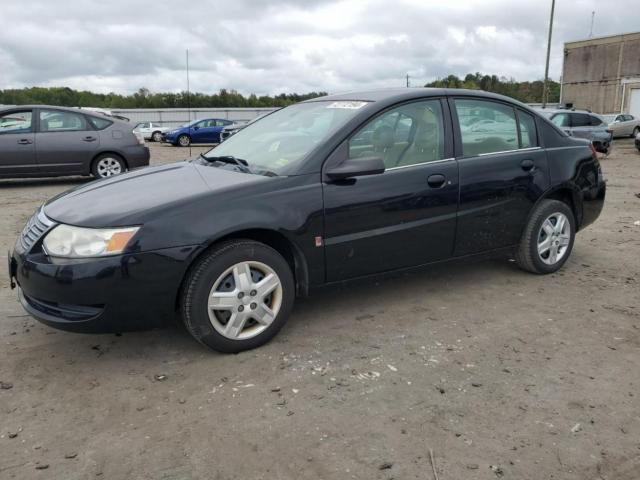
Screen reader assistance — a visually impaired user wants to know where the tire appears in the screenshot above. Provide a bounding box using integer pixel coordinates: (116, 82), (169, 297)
(632, 127), (639, 139)
(91, 154), (126, 178)
(515, 199), (575, 274)
(181, 240), (295, 353)
(177, 134), (190, 147)
(152, 131), (163, 142)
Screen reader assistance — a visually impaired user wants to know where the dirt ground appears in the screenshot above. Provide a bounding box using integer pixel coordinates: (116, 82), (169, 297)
(1, 141), (639, 480)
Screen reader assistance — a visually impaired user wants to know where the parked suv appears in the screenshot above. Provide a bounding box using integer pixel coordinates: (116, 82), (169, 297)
(0, 106), (149, 179)
(538, 109), (612, 154)
(9, 89), (605, 353)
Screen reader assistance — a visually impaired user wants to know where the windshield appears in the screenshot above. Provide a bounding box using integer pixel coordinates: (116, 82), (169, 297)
(202, 101), (369, 174)
(602, 114), (617, 124)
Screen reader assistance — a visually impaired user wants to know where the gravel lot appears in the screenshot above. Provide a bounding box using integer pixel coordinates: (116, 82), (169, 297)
(1, 141), (639, 479)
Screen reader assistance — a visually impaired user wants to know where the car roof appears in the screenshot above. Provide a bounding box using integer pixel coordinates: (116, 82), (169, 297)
(305, 87), (531, 106)
(0, 105), (127, 123)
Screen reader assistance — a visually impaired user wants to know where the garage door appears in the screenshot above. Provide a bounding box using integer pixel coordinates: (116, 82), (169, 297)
(630, 88), (640, 118)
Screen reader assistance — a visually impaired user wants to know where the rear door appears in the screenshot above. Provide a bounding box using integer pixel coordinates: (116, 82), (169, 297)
(567, 112), (594, 141)
(451, 97), (549, 255)
(35, 109), (100, 175)
(0, 109), (37, 176)
(323, 98), (458, 281)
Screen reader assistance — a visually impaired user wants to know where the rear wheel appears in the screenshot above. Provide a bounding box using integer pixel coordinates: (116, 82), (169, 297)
(152, 131), (163, 142)
(515, 199), (575, 274)
(91, 154), (126, 178)
(177, 134), (190, 147)
(181, 240), (295, 353)
(632, 127), (639, 138)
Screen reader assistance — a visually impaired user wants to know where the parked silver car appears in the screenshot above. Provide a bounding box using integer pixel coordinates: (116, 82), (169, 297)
(538, 109), (613, 154)
(602, 113), (640, 138)
(133, 122), (171, 142)
(0, 105), (149, 179)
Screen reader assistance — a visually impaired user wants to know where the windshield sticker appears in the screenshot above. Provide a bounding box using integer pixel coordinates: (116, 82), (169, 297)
(326, 101), (368, 110)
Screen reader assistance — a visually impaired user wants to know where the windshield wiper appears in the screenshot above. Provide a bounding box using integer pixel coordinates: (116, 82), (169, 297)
(200, 154), (252, 174)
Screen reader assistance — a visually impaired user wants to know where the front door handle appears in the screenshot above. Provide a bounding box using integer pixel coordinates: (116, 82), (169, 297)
(427, 174), (446, 188)
(17, 138), (32, 145)
(520, 159), (535, 171)
(83, 136), (97, 142)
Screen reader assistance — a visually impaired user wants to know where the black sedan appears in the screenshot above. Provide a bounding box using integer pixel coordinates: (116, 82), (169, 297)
(9, 89), (606, 353)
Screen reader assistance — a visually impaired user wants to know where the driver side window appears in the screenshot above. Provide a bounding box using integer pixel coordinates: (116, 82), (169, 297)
(348, 100), (445, 168)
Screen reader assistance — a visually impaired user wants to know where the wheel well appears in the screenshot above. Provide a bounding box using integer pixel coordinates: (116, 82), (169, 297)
(175, 229), (309, 311)
(543, 188), (580, 228)
(91, 151), (128, 172)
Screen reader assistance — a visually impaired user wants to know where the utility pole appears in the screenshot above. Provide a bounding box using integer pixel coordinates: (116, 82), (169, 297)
(589, 11), (595, 38)
(542, 0), (555, 108)
(406, 73), (410, 88)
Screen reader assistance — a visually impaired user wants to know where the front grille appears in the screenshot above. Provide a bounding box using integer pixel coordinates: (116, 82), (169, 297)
(18, 208), (54, 253)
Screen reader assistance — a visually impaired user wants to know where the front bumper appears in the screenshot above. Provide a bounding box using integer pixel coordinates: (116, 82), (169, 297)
(10, 245), (198, 333)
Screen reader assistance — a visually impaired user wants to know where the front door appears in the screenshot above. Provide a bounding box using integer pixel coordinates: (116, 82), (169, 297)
(0, 109), (37, 176)
(35, 109), (100, 175)
(192, 120), (222, 143)
(323, 98), (458, 281)
(451, 97), (549, 255)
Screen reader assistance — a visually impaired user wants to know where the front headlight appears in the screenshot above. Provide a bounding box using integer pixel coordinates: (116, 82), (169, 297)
(43, 224), (139, 258)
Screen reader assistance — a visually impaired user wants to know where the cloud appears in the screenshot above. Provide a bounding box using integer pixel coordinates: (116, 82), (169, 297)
(0, 0), (636, 95)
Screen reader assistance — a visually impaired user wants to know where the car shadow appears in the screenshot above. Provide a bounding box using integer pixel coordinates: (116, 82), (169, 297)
(28, 256), (522, 365)
(0, 177), (90, 189)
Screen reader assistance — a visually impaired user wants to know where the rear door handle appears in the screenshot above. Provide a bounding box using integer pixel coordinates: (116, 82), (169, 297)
(520, 159), (535, 171)
(427, 174), (446, 188)
(83, 136), (97, 142)
(17, 138), (32, 145)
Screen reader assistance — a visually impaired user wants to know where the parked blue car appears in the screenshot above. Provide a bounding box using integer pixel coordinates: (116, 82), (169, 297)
(162, 118), (235, 147)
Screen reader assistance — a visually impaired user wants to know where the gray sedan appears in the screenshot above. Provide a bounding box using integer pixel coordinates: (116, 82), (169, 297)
(602, 113), (640, 138)
(0, 106), (149, 179)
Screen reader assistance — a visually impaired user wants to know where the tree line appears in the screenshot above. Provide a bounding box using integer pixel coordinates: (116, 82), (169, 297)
(1, 73), (560, 108)
(424, 73), (560, 103)
(0, 87), (328, 109)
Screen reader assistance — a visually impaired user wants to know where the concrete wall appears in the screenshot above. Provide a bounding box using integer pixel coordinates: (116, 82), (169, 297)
(561, 32), (640, 114)
(109, 107), (278, 128)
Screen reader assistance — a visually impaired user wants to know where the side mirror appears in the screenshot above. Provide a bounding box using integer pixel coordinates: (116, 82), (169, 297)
(326, 156), (385, 180)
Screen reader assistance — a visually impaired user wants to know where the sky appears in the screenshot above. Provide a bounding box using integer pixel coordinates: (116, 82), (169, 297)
(0, 0), (637, 96)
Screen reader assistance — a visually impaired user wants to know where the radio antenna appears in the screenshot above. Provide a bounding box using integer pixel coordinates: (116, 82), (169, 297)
(186, 49), (192, 157)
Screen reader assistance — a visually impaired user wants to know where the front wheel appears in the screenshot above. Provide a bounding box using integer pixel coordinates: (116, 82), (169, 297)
(181, 240), (295, 353)
(515, 199), (575, 274)
(177, 134), (190, 147)
(152, 131), (163, 142)
(632, 127), (639, 139)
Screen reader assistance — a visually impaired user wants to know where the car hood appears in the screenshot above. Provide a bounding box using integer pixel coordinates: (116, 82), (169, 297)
(44, 161), (267, 227)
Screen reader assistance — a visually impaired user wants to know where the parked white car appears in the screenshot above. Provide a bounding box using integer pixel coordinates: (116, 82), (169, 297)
(133, 122), (171, 142)
(602, 113), (640, 138)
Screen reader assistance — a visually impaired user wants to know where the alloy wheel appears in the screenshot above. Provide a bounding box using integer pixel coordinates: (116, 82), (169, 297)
(537, 212), (571, 265)
(178, 135), (190, 147)
(207, 261), (283, 340)
(96, 157), (123, 177)
(152, 132), (163, 142)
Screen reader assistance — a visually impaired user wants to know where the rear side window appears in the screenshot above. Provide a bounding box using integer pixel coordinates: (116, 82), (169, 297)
(570, 113), (591, 127)
(0, 110), (32, 134)
(518, 110), (538, 148)
(88, 116), (113, 130)
(589, 115), (603, 126)
(455, 99), (518, 156)
(40, 110), (88, 132)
